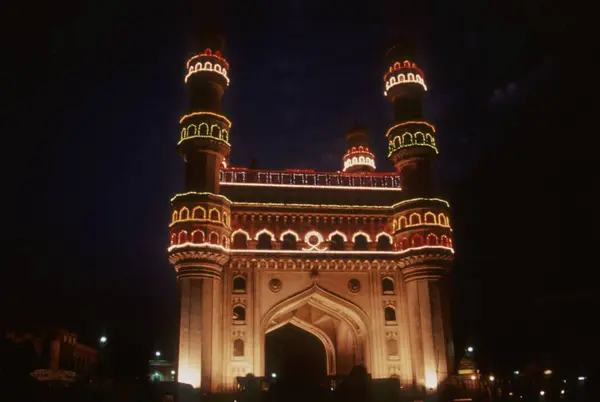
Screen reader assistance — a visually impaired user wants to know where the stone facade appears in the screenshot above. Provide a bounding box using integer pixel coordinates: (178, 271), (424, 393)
(167, 32), (455, 393)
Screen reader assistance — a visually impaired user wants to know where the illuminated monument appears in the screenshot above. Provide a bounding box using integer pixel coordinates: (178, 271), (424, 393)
(168, 31), (455, 393)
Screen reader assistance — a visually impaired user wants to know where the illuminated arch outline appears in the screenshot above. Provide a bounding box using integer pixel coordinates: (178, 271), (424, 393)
(279, 229), (300, 241)
(352, 231), (372, 242)
(375, 232), (393, 242)
(327, 230), (348, 242)
(231, 228), (250, 240)
(254, 228), (276, 241)
(424, 212), (437, 224)
(208, 208), (221, 222)
(192, 206), (206, 220)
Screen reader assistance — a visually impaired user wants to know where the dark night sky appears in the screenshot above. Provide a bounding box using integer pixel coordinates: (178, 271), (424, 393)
(5, 0), (595, 377)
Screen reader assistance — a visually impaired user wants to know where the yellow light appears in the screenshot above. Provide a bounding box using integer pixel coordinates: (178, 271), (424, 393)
(179, 111), (232, 126)
(470, 375), (476, 381)
(231, 228), (250, 240)
(385, 121), (436, 137)
(177, 134), (230, 147)
(375, 232), (393, 242)
(544, 369), (552, 375)
(326, 230), (348, 242)
(489, 375), (495, 382)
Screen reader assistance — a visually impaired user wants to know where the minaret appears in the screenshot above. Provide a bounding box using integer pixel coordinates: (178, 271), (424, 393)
(384, 41), (437, 195)
(384, 40), (455, 390)
(342, 121), (376, 173)
(168, 27), (232, 391)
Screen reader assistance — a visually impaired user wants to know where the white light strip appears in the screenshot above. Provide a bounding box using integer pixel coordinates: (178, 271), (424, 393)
(220, 182), (402, 191)
(168, 242), (454, 255)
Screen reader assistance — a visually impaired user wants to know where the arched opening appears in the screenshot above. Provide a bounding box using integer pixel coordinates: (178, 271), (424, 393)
(281, 233), (297, 250)
(232, 232), (248, 249)
(353, 234), (368, 251)
(411, 234), (424, 247)
(191, 230), (204, 244)
(257, 233), (273, 249)
(382, 277), (395, 295)
(329, 234), (345, 250)
(209, 232), (219, 244)
(427, 233), (439, 245)
(384, 306), (397, 324)
(265, 323), (327, 384)
(233, 276), (246, 293)
(233, 305), (246, 323)
(377, 235), (392, 251)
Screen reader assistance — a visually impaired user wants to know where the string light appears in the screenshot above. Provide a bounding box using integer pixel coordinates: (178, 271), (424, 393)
(254, 228), (276, 241)
(186, 48), (230, 70)
(385, 121), (436, 137)
(327, 230), (348, 242)
(351, 231), (372, 242)
(179, 111), (232, 126)
(181, 123), (229, 143)
(185, 62), (230, 85)
(388, 131), (438, 156)
(383, 60), (425, 81)
(170, 192), (231, 203)
(231, 228), (250, 240)
(168, 242), (454, 255)
(343, 155), (376, 171)
(375, 232), (393, 242)
(221, 182), (402, 191)
(279, 229), (300, 241)
(384, 72), (427, 93)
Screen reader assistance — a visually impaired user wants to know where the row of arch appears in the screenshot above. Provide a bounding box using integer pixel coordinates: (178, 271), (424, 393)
(230, 229), (394, 251)
(171, 207), (230, 227)
(398, 233), (452, 249)
(185, 61), (229, 84)
(180, 123), (229, 143)
(388, 132), (437, 154)
(343, 155), (376, 170)
(170, 230), (229, 248)
(392, 212), (450, 231)
(385, 73), (427, 92)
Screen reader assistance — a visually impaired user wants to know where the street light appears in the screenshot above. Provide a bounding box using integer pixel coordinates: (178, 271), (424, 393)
(171, 370), (176, 375)
(540, 390), (545, 396)
(466, 346), (474, 353)
(100, 336), (107, 344)
(155, 351), (161, 358)
(513, 370), (520, 375)
(544, 369), (553, 375)
(578, 376), (586, 381)
(271, 373), (277, 378)
(489, 375), (495, 382)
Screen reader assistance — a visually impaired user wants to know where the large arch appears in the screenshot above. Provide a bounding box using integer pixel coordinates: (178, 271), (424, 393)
(265, 317), (336, 375)
(259, 283), (371, 376)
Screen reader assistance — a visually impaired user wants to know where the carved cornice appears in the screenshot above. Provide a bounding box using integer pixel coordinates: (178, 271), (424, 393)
(169, 249), (229, 269)
(229, 257), (401, 272)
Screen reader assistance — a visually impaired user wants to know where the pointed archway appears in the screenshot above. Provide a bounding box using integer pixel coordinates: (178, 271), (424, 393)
(259, 283), (371, 377)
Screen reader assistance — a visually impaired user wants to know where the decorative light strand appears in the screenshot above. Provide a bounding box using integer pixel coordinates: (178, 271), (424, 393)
(220, 182), (402, 192)
(388, 131), (437, 156)
(185, 62), (230, 85)
(383, 61), (425, 81)
(231, 228), (251, 240)
(385, 121), (436, 137)
(179, 111), (232, 126)
(352, 231), (372, 242)
(279, 229), (300, 241)
(327, 230), (348, 242)
(254, 228), (276, 241)
(384, 72), (427, 94)
(186, 49), (230, 70)
(168, 242), (454, 255)
(343, 155), (376, 171)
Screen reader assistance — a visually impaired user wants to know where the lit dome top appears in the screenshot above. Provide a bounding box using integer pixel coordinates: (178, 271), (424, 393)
(185, 48), (230, 85)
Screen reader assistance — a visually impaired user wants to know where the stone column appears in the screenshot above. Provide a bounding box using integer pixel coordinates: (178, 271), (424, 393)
(178, 275), (223, 391)
(403, 268), (452, 390)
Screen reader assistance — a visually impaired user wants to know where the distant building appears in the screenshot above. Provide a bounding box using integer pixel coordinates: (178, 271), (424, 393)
(148, 359), (175, 382)
(5, 329), (97, 383)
